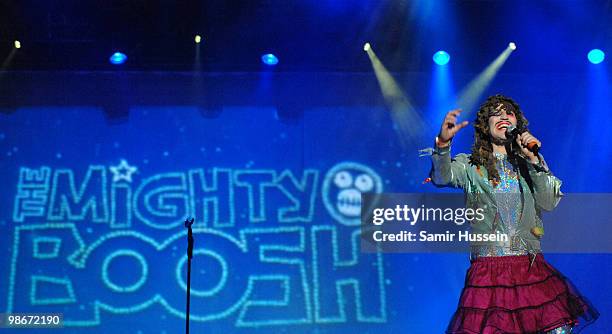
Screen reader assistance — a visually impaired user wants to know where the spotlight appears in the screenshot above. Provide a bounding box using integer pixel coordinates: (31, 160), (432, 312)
(363, 42), (371, 52)
(195, 35), (202, 44)
(261, 53), (278, 66)
(109, 52), (127, 65)
(433, 51), (450, 66)
(14, 40), (21, 49)
(456, 44), (514, 117)
(508, 42), (517, 50)
(587, 49), (605, 64)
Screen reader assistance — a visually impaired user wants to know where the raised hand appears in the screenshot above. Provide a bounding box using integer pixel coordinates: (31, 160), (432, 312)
(438, 109), (469, 145)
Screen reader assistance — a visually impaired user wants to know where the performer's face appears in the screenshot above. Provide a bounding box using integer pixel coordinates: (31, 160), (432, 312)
(487, 103), (517, 142)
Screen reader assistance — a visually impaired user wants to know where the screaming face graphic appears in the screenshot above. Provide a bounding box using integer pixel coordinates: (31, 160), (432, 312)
(322, 162), (383, 226)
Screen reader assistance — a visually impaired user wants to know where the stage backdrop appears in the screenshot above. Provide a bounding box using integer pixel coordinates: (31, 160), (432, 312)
(1, 71), (610, 333)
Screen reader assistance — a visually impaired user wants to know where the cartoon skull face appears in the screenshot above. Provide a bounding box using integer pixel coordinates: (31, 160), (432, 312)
(323, 162), (383, 226)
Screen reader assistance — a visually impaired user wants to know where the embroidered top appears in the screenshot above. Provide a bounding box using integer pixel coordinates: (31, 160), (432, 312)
(471, 152), (529, 258)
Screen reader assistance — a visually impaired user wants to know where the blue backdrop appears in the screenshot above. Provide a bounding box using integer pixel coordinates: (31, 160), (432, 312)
(0, 70), (609, 333)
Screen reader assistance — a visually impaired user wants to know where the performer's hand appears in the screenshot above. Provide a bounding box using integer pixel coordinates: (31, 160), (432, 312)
(516, 132), (541, 163)
(438, 109), (469, 146)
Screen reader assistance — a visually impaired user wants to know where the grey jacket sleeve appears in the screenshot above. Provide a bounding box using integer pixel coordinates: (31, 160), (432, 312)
(430, 145), (471, 189)
(526, 154), (563, 211)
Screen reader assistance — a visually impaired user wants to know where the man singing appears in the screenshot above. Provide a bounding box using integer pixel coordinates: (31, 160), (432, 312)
(430, 94), (598, 333)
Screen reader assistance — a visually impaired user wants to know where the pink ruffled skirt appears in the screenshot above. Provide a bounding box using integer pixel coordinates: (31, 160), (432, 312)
(447, 254), (598, 333)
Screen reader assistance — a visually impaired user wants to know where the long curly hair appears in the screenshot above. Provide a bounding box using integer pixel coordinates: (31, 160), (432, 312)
(469, 94), (529, 185)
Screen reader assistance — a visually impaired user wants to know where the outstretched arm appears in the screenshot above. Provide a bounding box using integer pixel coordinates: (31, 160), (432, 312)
(430, 109), (470, 189)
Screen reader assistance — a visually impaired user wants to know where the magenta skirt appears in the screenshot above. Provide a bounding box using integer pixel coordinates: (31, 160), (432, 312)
(446, 254), (598, 334)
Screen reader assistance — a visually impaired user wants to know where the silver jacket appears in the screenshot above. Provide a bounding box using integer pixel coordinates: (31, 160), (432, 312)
(430, 144), (563, 254)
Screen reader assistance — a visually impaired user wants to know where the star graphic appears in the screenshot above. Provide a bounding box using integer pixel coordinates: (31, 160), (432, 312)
(109, 159), (138, 183)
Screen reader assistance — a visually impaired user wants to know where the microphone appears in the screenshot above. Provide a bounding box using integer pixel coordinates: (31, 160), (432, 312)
(506, 124), (540, 155)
